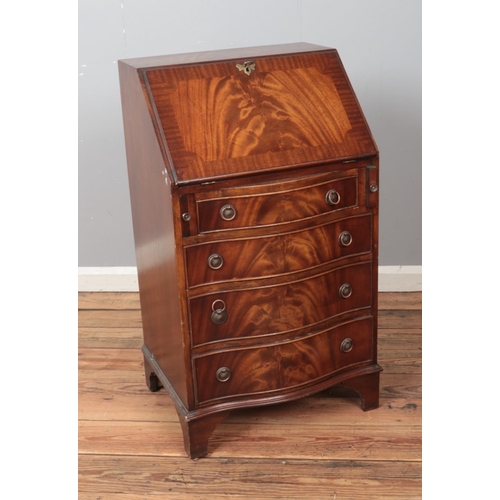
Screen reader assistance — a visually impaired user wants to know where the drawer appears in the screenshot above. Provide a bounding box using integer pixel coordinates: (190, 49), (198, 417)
(185, 214), (372, 288)
(194, 317), (374, 404)
(196, 174), (358, 233)
(189, 261), (372, 346)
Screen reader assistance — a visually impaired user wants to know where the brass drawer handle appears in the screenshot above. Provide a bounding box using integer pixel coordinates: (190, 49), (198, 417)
(211, 299), (228, 325)
(207, 253), (224, 270)
(216, 366), (231, 382)
(340, 338), (354, 353)
(220, 204), (237, 221)
(339, 283), (352, 299)
(325, 189), (341, 206)
(338, 231), (353, 247)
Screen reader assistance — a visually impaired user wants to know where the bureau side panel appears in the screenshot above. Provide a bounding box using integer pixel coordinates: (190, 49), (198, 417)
(118, 61), (190, 407)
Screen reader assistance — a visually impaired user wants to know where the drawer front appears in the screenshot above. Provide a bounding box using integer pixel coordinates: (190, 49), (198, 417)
(197, 175), (358, 233)
(185, 214), (372, 288)
(189, 261), (372, 346)
(194, 317), (373, 404)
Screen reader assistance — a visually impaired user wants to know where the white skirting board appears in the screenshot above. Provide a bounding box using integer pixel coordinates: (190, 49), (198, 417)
(78, 266), (422, 292)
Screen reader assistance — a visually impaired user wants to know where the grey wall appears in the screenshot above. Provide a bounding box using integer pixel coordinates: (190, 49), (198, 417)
(79, 0), (421, 266)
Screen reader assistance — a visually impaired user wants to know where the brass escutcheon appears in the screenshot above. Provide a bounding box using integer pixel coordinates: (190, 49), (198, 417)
(236, 61), (256, 76)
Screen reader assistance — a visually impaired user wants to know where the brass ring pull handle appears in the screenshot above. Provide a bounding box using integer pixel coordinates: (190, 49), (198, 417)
(339, 283), (353, 299)
(325, 189), (341, 206)
(338, 231), (353, 247)
(340, 338), (354, 353)
(211, 299), (228, 325)
(216, 366), (231, 382)
(207, 253), (224, 270)
(220, 204), (237, 221)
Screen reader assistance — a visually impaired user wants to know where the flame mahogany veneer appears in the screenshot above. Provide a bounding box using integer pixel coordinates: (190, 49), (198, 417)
(119, 43), (381, 459)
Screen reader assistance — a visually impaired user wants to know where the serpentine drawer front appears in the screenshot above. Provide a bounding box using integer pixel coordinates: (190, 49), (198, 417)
(195, 172), (359, 233)
(188, 261), (372, 346)
(119, 42), (381, 459)
(184, 213), (372, 288)
(193, 317), (374, 404)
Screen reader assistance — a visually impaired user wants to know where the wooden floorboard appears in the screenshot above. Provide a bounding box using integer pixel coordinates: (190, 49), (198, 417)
(79, 392), (421, 425)
(79, 456), (422, 499)
(78, 292), (422, 499)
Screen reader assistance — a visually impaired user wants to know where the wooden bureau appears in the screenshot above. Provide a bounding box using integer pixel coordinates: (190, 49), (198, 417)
(118, 42), (382, 459)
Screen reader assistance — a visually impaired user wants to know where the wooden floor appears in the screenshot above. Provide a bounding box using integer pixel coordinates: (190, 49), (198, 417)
(79, 292), (422, 499)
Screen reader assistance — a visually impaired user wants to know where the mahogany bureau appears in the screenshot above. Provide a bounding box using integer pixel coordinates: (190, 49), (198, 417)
(118, 42), (382, 459)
